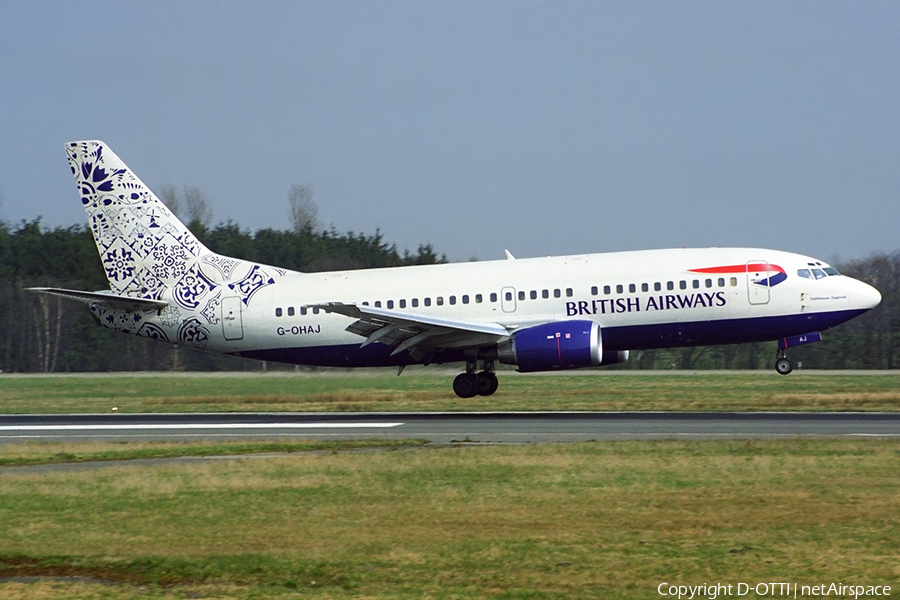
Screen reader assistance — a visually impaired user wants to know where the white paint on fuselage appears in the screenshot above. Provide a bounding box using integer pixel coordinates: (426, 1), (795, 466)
(200, 247), (881, 356)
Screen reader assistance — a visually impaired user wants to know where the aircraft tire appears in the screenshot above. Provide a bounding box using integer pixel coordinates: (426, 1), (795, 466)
(453, 373), (479, 398)
(476, 372), (499, 396)
(775, 357), (794, 375)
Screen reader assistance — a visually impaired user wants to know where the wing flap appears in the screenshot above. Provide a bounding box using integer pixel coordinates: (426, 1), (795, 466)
(307, 302), (510, 358)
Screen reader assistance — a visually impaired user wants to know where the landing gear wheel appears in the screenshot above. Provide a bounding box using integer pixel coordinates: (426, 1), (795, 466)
(775, 357), (794, 375)
(453, 372), (479, 398)
(476, 371), (499, 396)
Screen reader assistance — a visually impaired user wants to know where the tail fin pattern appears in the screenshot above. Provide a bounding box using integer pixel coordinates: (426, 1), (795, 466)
(66, 141), (289, 347)
(66, 141), (213, 300)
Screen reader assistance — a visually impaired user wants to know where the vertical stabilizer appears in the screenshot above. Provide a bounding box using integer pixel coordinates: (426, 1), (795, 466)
(64, 141), (296, 351)
(66, 140), (210, 300)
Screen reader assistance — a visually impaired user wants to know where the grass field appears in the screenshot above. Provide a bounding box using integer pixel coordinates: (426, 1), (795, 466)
(2, 370), (900, 414)
(2, 372), (898, 598)
(1, 439), (898, 599)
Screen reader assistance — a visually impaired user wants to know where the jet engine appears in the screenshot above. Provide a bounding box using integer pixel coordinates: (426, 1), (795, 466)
(496, 320), (628, 372)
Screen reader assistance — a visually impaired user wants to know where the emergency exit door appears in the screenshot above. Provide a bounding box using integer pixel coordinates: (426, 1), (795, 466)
(222, 296), (244, 340)
(746, 261), (771, 305)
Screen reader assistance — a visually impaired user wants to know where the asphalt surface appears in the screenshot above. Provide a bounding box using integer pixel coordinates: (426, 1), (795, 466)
(1, 412), (899, 444)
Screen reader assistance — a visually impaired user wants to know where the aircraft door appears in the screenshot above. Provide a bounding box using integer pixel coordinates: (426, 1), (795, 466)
(222, 296), (244, 340)
(501, 286), (517, 313)
(747, 261), (771, 305)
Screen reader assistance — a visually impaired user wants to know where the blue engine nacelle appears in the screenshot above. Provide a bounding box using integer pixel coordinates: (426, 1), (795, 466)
(496, 320), (627, 373)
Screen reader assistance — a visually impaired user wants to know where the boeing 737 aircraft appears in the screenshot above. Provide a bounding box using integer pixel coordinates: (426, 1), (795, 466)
(32, 141), (882, 397)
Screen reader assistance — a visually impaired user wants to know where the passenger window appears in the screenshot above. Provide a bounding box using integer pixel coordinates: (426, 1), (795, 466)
(591, 286), (598, 296)
(399, 299), (406, 308)
(275, 307), (282, 317)
(542, 289), (549, 299)
(490, 293), (497, 302)
(717, 278), (725, 287)
(530, 290), (537, 300)
(313, 307), (320, 314)
(667, 281), (674, 291)
(603, 285), (611, 295)
(566, 288), (573, 297)
(641, 283), (649, 292)
(412, 298), (419, 307)
(680, 280), (687, 290)
(387, 300), (394, 309)
(692, 280), (700, 289)
(462, 295), (469, 304)
(437, 297), (444, 306)
(518, 291), (525, 301)
(449, 295), (457, 305)
(705, 279), (712, 288)
(628, 284), (636, 293)
(375, 301), (381, 308)
(475, 294), (483, 303)
(301, 307), (308, 315)
(288, 307), (295, 316)
(654, 282), (661, 292)
(505, 291), (513, 301)
(616, 284), (623, 294)
(424, 298), (431, 307)
(730, 277), (737, 287)
(554, 289), (561, 298)
(361, 302), (369, 306)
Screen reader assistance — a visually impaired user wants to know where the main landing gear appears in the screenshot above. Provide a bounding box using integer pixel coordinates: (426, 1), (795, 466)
(452, 359), (499, 398)
(775, 349), (794, 375)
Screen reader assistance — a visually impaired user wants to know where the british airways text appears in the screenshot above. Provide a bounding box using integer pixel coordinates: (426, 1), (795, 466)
(566, 292), (727, 316)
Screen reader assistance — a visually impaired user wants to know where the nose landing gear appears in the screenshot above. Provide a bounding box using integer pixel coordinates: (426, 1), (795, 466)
(452, 359), (499, 398)
(775, 349), (794, 375)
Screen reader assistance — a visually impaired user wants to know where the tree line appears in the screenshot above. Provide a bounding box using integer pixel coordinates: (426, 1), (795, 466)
(0, 213), (897, 372)
(0, 215), (445, 373)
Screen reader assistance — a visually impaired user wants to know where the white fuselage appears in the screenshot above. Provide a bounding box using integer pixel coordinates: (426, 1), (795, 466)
(187, 247), (880, 366)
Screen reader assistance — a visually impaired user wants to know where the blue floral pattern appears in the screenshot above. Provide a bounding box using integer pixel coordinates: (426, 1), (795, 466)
(66, 140), (298, 351)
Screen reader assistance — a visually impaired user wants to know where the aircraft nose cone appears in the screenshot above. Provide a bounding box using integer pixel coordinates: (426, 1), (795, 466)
(856, 280), (882, 310)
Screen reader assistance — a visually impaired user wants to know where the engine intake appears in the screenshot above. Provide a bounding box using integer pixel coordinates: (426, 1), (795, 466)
(497, 320), (608, 373)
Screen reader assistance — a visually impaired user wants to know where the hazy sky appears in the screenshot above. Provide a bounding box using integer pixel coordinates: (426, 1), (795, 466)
(1, 1), (897, 263)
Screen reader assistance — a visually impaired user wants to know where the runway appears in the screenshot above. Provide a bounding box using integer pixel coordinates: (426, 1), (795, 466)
(1, 412), (899, 444)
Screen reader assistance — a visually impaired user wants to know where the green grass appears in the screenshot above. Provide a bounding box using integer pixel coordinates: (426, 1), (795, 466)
(2, 370), (900, 413)
(1, 439), (898, 598)
(0, 438), (428, 467)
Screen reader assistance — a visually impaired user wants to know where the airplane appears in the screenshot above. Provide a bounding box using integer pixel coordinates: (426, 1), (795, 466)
(31, 140), (882, 397)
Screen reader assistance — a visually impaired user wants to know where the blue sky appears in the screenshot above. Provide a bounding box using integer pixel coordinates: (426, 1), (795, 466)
(1, 1), (897, 263)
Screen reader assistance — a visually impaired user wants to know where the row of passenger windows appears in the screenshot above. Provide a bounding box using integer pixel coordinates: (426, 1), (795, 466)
(273, 278), (740, 317)
(591, 277), (739, 296)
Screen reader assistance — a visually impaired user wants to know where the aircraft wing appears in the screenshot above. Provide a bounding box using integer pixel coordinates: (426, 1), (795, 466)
(308, 302), (511, 360)
(27, 287), (168, 311)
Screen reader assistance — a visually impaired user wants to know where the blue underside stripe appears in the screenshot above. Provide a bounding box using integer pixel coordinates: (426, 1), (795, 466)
(235, 309), (867, 368)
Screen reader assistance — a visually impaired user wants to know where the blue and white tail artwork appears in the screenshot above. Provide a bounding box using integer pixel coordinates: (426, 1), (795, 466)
(46, 141), (293, 349)
(29, 140), (881, 396)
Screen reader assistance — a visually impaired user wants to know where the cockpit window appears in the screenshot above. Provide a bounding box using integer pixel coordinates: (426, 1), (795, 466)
(800, 265), (840, 280)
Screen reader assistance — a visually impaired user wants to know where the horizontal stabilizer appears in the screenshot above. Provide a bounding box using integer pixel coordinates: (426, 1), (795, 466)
(27, 288), (168, 311)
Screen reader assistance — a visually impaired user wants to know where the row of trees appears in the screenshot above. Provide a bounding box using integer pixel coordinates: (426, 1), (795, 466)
(0, 215), (445, 373)
(0, 207), (897, 373)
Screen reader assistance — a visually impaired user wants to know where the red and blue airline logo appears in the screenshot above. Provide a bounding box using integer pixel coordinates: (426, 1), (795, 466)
(689, 263), (787, 287)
